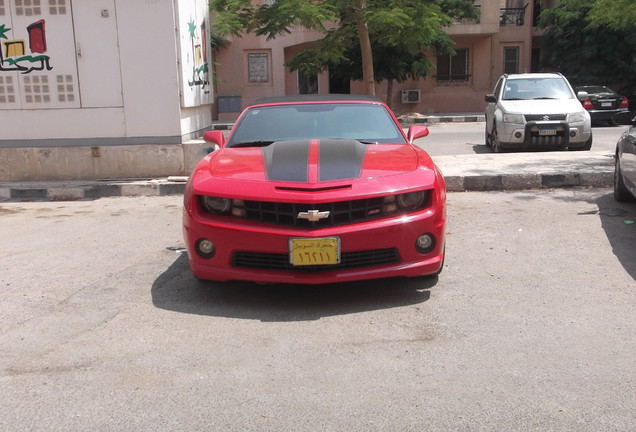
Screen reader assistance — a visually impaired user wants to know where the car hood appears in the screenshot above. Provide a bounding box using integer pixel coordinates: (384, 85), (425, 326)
(206, 139), (420, 182)
(499, 99), (583, 114)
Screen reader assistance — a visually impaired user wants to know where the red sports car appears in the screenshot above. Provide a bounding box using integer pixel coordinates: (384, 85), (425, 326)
(183, 95), (446, 284)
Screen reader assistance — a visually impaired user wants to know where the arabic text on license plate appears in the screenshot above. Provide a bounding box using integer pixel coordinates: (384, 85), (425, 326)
(289, 237), (340, 266)
(539, 128), (556, 136)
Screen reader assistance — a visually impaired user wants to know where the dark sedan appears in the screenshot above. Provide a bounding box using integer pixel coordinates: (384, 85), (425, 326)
(613, 111), (636, 202)
(576, 86), (629, 125)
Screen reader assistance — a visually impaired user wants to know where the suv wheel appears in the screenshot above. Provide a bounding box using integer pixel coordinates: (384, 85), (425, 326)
(569, 136), (593, 151)
(491, 125), (503, 153)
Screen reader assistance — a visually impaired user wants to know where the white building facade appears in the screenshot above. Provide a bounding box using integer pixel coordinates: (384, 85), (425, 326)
(0, 0), (214, 181)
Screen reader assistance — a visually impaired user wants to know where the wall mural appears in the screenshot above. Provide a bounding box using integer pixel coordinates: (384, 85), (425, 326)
(187, 18), (209, 89)
(177, 0), (213, 107)
(0, 20), (52, 73)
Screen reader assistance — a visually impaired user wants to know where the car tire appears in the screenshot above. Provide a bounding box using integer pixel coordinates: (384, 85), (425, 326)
(569, 136), (593, 151)
(491, 125), (504, 153)
(614, 156), (634, 202)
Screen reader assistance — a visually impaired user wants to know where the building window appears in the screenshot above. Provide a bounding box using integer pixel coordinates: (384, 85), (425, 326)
(247, 52), (269, 83)
(436, 48), (469, 82)
(504, 46), (519, 74)
(298, 71), (318, 94)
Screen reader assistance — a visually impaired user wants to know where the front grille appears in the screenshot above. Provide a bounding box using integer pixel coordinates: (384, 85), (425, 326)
(524, 114), (567, 121)
(524, 122), (569, 147)
(232, 248), (399, 272)
(526, 135), (568, 146)
(241, 194), (428, 228)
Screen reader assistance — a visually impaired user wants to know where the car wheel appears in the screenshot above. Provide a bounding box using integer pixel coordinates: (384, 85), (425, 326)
(569, 136), (593, 151)
(614, 156), (634, 202)
(491, 125), (503, 153)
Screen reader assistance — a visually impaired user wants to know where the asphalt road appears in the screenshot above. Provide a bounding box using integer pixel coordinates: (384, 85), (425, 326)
(1, 190), (635, 431)
(414, 122), (626, 156)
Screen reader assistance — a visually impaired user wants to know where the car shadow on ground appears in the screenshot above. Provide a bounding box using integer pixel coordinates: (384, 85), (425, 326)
(151, 254), (436, 321)
(471, 144), (491, 153)
(595, 193), (636, 280)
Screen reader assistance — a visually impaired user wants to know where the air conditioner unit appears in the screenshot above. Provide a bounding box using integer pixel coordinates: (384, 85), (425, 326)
(401, 89), (421, 103)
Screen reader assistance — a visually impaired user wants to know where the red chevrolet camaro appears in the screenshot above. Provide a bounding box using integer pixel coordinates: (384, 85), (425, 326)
(183, 95), (446, 284)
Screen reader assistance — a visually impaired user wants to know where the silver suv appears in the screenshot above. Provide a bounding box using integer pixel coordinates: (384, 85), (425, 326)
(485, 73), (592, 152)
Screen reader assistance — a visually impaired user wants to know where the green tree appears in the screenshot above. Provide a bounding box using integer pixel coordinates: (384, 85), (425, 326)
(537, 0), (636, 87)
(210, 0), (477, 96)
(587, 0), (636, 31)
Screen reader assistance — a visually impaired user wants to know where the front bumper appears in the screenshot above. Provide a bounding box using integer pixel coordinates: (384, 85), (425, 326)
(497, 120), (591, 149)
(183, 204), (445, 284)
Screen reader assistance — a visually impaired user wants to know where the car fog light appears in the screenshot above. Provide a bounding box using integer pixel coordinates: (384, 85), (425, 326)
(196, 238), (215, 259)
(416, 234), (435, 253)
(570, 131), (576, 137)
(515, 132), (522, 139)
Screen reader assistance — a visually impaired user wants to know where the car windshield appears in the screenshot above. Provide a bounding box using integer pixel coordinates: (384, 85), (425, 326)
(227, 103), (406, 147)
(502, 78), (575, 101)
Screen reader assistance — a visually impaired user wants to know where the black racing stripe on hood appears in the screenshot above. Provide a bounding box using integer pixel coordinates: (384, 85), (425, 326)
(319, 139), (367, 181)
(262, 140), (310, 182)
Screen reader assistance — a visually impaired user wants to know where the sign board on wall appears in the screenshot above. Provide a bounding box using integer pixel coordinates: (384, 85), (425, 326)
(176, 0), (213, 108)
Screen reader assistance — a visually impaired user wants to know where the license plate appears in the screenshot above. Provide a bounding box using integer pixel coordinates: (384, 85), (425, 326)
(289, 237), (340, 266)
(539, 127), (556, 136)
(601, 101), (612, 107)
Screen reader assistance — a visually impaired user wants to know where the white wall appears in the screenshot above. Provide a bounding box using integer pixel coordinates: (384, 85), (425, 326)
(0, 0), (212, 146)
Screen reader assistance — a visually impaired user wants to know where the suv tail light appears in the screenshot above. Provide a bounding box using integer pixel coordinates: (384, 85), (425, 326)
(582, 98), (594, 109)
(620, 97), (629, 109)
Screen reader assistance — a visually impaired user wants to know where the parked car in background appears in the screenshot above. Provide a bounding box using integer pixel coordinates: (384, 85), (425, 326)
(485, 73), (592, 152)
(618, 83), (636, 115)
(612, 111), (636, 202)
(183, 95), (447, 284)
(575, 85), (629, 125)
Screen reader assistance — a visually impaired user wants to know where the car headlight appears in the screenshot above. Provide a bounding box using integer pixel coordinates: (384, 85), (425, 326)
(569, 111), (586, 123)
(382, 191), (428, 214)
(503, 113), (524, 124)
(397, 190), (426, 211)
(201, 196), (231, 214)
(199, 196), (246, 217)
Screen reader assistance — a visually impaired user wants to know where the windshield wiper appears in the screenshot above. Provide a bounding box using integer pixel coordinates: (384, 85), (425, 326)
(229, 140), (275, 148)
(533, 97), (558, 100)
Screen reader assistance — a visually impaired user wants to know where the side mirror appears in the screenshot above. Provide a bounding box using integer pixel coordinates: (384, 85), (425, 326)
(407, 125), (429, 142)
(612, 111), (636, 126)
(577, 91), (589, 101)
(485, 94), (497, 103)
(203, 130), (226, 147)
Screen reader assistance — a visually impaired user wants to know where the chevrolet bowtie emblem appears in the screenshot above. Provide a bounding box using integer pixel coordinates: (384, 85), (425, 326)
(297, 210), (330, 222)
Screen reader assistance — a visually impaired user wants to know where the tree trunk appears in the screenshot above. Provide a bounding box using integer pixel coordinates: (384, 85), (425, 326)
(386, 78), (393, 109)
(356, 0), (375, 96)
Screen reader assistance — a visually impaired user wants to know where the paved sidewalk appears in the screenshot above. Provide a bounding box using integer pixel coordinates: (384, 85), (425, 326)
(0, 149), (615, 202)
(435, 150), (614, 192)
(0, 113), (616, 202)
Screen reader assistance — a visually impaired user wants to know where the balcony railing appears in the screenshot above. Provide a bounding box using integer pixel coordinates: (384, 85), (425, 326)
(500, 4), (527, 26)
